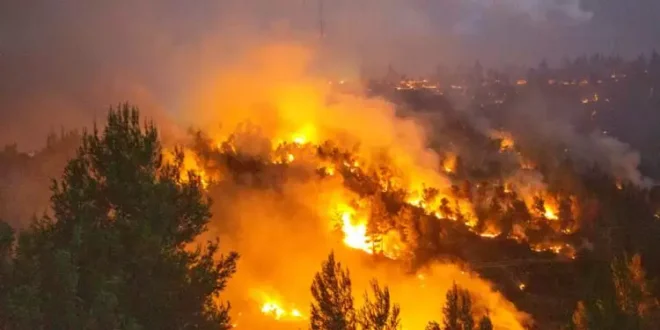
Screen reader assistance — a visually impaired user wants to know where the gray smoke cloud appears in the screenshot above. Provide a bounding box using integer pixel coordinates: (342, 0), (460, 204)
(0, 0), (658, 149)
(479, 90), (652, 187)
(465, 0), (593, 22)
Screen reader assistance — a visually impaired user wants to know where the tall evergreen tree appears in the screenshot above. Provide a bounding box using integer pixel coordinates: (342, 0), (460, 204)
(477, 315), (493, 330)
(570, 254), (660, 330)
(0, 105), (238, 330)
(358, 280), (401, 330)
(443, 283), (475, 330)
(310, 252), (356, 330)
(611, 254), (659, 329)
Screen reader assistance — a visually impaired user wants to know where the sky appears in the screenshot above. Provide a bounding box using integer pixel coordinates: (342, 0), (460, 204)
(0, 0), (659, 148)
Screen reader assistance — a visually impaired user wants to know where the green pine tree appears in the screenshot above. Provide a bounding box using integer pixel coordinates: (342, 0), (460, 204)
(358, 280), (401, 330)
(310, 252), (356, 330)
(570, 254), (660, 330)
(443, 283), (475, 330)
(477, 314), (493, 330)
(0, 105), (238, 330)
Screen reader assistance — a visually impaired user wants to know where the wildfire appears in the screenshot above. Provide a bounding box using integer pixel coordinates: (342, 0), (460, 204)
(175, 44), (587, 329)
(163, 148), (213, 188)
(491, 130), (515, 151)
(480, 228), (502, 238)
(442, 153), (457, 173)
(250, 289), (305, 323)
(543, 207), (559, 220)
(542, 197), (560, 220)
(337, 204), (372, 254)
(260, 302), (303, 320)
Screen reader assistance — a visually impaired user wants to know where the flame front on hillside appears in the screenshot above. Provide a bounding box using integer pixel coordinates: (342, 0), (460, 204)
(169, 43), (590, 329)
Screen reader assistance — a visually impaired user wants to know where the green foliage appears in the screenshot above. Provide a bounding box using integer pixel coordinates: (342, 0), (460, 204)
(0, 105), (238, 330)
(310, 252), (357, 330)
(358, 280), (401, 330)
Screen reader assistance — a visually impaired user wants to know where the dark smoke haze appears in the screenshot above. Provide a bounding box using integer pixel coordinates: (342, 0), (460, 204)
(1, 0), (659, 148)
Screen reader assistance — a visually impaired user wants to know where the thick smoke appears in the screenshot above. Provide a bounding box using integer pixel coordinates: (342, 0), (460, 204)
(464, 0), (593, 23)
(2, 1), (659, 151)
(499, 91), (652, 186)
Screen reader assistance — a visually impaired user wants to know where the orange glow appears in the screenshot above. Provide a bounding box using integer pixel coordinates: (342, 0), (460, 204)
(162, 148), (213, 188)
(542, 196), (560, 220)
(490, 130), (515, 151)
(544, 206), (559, 220)
(260, 302), (303, 321)
(338, 204), (372, 254)
(261, 302), (285, 319)
(442, 153), (457, 173)
(480, 226), (502, 238)
(174, 42), (579, 329)
(251, 289), (306, 322)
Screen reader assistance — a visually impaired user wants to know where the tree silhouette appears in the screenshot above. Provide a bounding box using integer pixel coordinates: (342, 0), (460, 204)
(310, 252), (357, 330)
(443, 283), (474, 330)
(358, 280), (401, 330)
(425, 321), (441, 330)
(477, 315), (493, 330)
(570, 254), (660, 329)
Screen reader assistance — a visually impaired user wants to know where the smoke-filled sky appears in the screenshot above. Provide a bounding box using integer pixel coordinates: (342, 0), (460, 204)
(1, 0), (659, 148)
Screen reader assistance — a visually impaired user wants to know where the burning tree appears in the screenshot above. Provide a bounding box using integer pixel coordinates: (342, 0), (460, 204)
(0, 105), (238, 329)
(570, 253), (660, 330)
